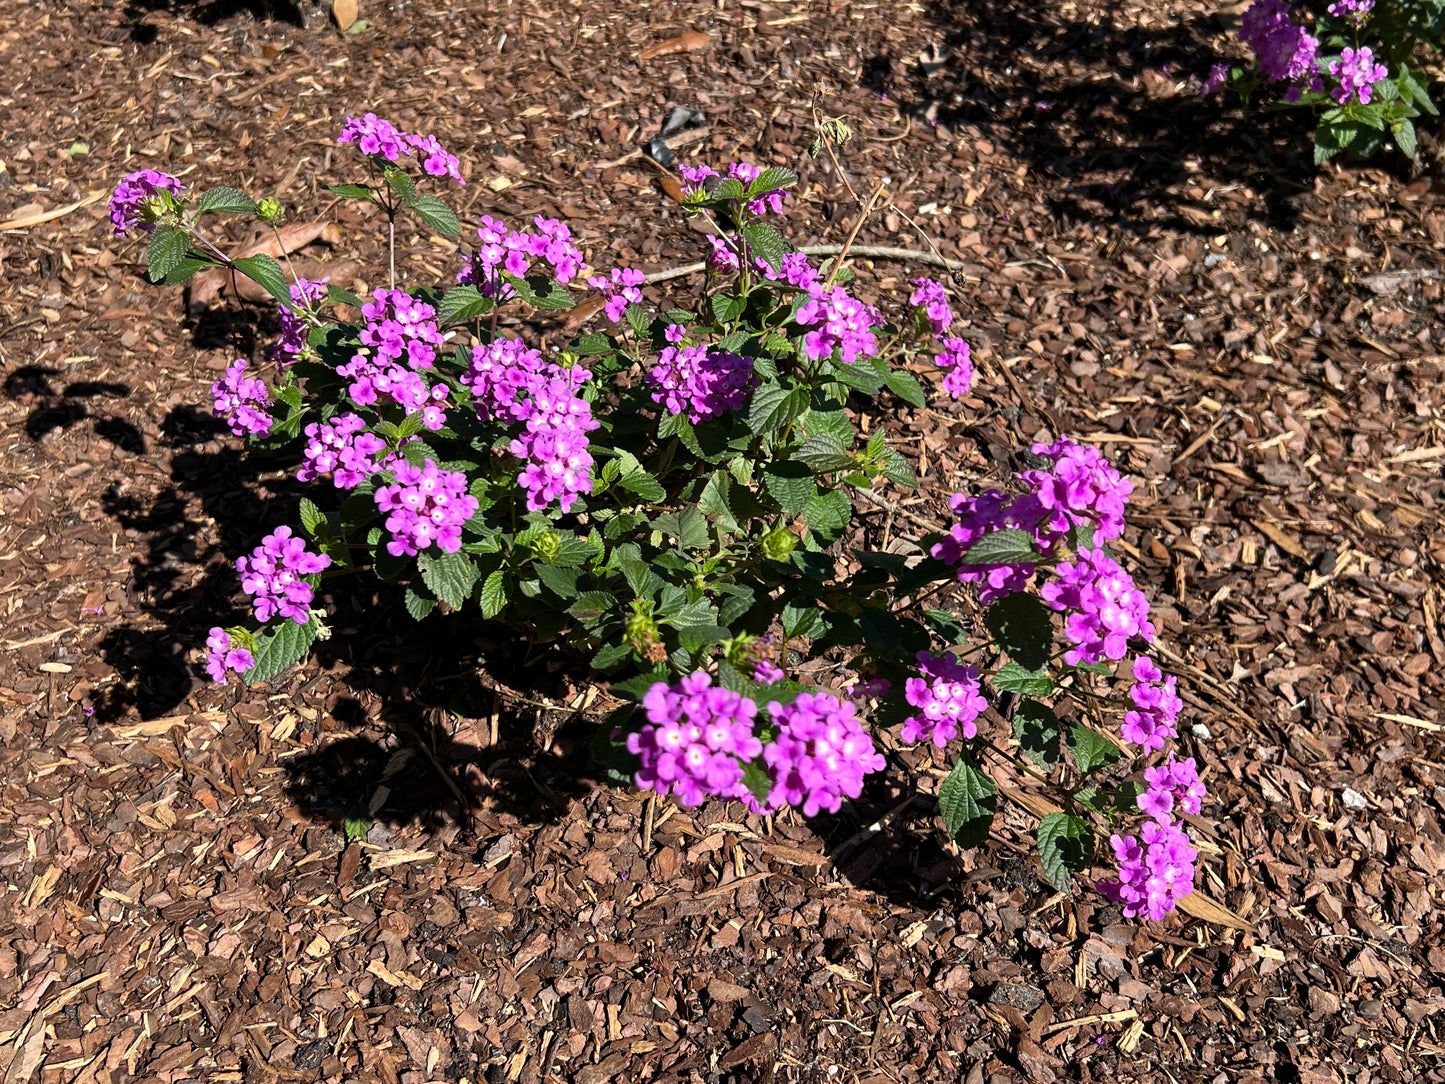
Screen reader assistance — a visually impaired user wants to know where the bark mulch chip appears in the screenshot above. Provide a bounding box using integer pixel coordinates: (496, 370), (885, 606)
(3, 0), (1445, 1081)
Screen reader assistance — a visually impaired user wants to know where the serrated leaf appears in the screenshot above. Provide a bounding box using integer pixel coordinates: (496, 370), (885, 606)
(326, 283), (364, 309)
(159, 256), (214, 285)
(880, 448), (917, 489)
(344, 803), (373, 842)
(1037, 812), (1093, 892)
(568, 590), (617, 625)
(796, 432), (852, 471)
(404, 586), (436, 621)
(410, 194), (460, 238)
(746, 384), (810, 435)
(384, 166), (417, 205)
(763, 461), (816, 514)
(617, 470), (666, 504)
(146, 224), (190, 280)
(802, 489), (851, 544)
(711, 291), (747, 324)
(885, 369), (927, 407)
(962, 529), (1040, 567)
(984, 591), (1053, 671)
(1394, 118), (1418, 159)
(1013, 699), (1061, 769)
(195, 186), (256, 216)
(1068, 724), (1121, 776)
(740, 760), (774, 806)
(923, 608), (969, 643)
(677, 623), (729, 654)
(298, 499), (325, 538)
(329, 183), (373, 200)
(745, 166), (797, 199)
(937, 756), (997, 847)
(698, 471), (739, 532)
(740, 221), (788, 270)
(1067, 521), (1097, 552)
(781, 595), (820, 638)
(993, 661), (1054, 697)
(419, 551), (479, 609)
(653, 506), (711, 549)
(437, 285), (493, 326)
(479, 570), (508, 619)
(233, 253), (293, 309)
(242, 615), (321, 686)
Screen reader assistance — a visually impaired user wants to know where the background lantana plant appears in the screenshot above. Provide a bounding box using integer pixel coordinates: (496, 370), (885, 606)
(110, 113), (1210, 922)
(1204, 0), (1439, 161)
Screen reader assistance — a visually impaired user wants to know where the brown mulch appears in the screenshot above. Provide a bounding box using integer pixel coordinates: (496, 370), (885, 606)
(3, 0), (1445, 1081)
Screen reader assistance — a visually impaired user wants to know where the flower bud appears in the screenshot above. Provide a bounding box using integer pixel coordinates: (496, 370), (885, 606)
(529, 530), (561, 563)
(760, 527), (796, 561)
(624, 599), (661, 656)
(257, 197), (284, 223)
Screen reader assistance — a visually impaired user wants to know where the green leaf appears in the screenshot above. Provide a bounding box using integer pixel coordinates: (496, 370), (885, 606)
(677, 623), (729, 654)
(740, 760), (774, 807)
(1067, 521), (1097, 552)
(419, 551), (479, 609)
(344, 802), (373, 842)
(567, 590), (617, 625)
(410, 194), (461, 238)
(1013, 699), (1061, 769)
(763, 461), (817, 514)
(298, 499), (325, 538)
(923, 608), (969, 644)
(1037, 812), (1093, 892)
(195, 186), (256, 216)
(962, 529), (1039, 567)
(711, 291), (747, 324)
(329, 182), (374, 200)
(885, 369), (927, 408)
(617, 470), (666, 504)
(479, 570), (508, 619)
(384, 166), (417, 205)
(937, 755), (997, 847)
(232, 254), (293, 309)
(326, 284), (364, 309)
(403, 586), (436, 621)
(438, 285), (494, 326)
(652, 506), (711, 549)
(984, 591), (1054, 671)
(880, 448), (917, 489)
(698, 472), (739, 532)
(1067, 724), (1121, 776)
(501, 273), (576, 311)
(745, 166), (797, 199)
(781, 595), (820, 638)
(746, 384), (810, 435)
(145, 224), (190, 281)
(1398, 64), (1439, 115)
(242, 615), (321, 686)
(591, 641), (633, 672)
(802, 489), (851, 544)
(534, 562), (579, 598)
(740, 221), (788, 270)
(993, 662), (1054, 697)
(796, 432), (853, 471)
(1394, 118), (1418, 159)
(159, 256), (215, 285)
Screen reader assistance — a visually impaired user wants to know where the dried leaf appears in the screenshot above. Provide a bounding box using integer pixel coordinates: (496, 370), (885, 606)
(1176, 890), (1258, 932)
(332, 0), (358, 30)
(637, 30), (711, 60)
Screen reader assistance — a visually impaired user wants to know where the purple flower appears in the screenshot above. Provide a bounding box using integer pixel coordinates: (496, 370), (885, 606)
(1241, 0), (1320, 86)
(931, 490), (1042, 604)
(1120, 655), (1181, 752)
(205, 627), (254, 683)
(793, 285), (881, 365)
(647, 345), (757, 423)
(1020, 436), (1134, 547)
(1328, 0), (1373, 20)
(338, 113), (408, 161)
(1040, 548), (1155, 666)
(1201, 62), (1230, 97)
(212, 360), (273, 438)
(902, 650), (987, 747)
(753, 658), (786, 685)
(1101, 819), (1197, 921)
(679, 161), (788, 216)
(586, 266), (646, 323)
(909, 277), (955, 337)
(1330, 46), (1387, 105)
(457, 214), (584, 298)
(297, 413), (388, 489)
(236, 526), (331, 625)
(374, 457), (479, 555)
(405, 132), (466, 185)
(755, 251), (819, 290)
(758, 692), (886, 817)
(1137, 751), (1207, 822)
(109, 169), (184, 236)
(271, 277), (329, 368)
(937, 337), (973, 398)
(628, 672), (763, 808)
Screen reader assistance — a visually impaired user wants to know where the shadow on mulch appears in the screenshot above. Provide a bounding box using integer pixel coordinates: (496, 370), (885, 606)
(121, 0), (320, 41)
(881, 0), (1318, 234)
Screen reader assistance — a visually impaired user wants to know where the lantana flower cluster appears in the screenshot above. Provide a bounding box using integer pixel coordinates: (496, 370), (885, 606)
(109, 169), (184, 237)
(336, 288), (451, 428)
(458, 214), (584, 299)
(902, 650), (988, 747)
(373, 457), (479, 556)
(212, 360), (273, 438)
(1330, 46), (1388, 105)
(297, 413), (389, 490)
(1105, 819), (1198, 922)
(1120, 655), (1182, 752)
(587, 266), (646, 323)
(205, 628), (254, 682)
(1040, 547), (1156, 667)
(910, 277), (975, 399)
(271, 277), (329, 368)
(337, 113), (465, 185)
(627, 672), (885, 818)
(1241, 0), (1323, 99)
(647, 335), (758, 423)
(679, 161), (789, 216)
(794, 284), (882, 365)
(236, 526), (331, 624)
(463, 338), (599, 512)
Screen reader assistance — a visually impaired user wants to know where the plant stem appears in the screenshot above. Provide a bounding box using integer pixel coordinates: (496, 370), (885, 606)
(825, 178), (889, 289)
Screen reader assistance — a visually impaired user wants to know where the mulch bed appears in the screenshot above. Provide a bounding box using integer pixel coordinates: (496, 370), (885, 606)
(2, 0), (1445, 1081)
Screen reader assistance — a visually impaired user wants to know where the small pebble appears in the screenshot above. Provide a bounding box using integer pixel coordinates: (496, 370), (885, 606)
(1342, 787), (1369, 810)
(1192, 723), (1212, 739)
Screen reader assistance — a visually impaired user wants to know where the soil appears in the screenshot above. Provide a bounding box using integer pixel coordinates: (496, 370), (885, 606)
(3, 0), (1445, 1082)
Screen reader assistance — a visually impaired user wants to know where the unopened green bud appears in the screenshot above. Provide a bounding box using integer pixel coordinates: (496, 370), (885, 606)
(529, 530), (561, 563)
(257, 197), (283, 223)
(760, 527), (796, 561)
